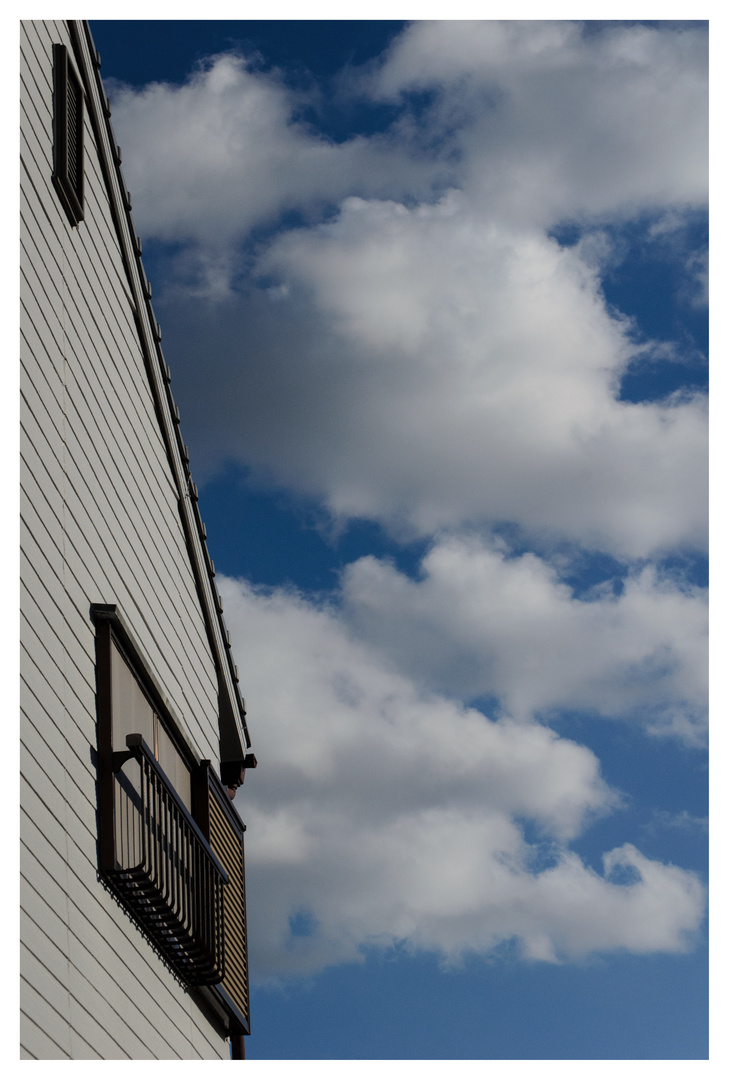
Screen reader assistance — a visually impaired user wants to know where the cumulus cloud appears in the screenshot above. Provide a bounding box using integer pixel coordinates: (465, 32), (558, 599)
(221, 576), (704, 979)
(341, 536), (708, 741)
(161, 192), (707, 556)
(368, 20), (708, 225)
(108, 52), (442, 252)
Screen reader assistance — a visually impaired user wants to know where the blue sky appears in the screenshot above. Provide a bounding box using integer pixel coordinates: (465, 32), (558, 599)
(88, 17), (708, 1060)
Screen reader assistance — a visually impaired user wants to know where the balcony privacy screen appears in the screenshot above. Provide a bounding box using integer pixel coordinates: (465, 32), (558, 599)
(209, 775), (250, 1028)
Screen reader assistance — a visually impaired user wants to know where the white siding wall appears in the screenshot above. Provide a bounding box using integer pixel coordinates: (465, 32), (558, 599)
(20, 20), (228, 1059)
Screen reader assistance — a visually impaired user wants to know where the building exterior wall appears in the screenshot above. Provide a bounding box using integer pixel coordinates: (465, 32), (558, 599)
(20, 20), (245, 1059)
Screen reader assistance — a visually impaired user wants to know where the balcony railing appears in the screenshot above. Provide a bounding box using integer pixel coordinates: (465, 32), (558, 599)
(108, 734), (228, 986)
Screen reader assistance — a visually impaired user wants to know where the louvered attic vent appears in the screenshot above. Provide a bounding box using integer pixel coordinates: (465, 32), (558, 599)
(52, 44), (84, 225)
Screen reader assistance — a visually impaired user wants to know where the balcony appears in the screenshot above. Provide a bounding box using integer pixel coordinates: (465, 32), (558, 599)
(93, 608), (252, 1036)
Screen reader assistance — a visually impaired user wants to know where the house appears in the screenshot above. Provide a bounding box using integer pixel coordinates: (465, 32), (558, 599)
(20, 19), (256, 1059)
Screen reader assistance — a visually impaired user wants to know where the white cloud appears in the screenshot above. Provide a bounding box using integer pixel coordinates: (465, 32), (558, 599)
(221, 577), (705, 980)
(341, 536), (708, 741)
(369, 20), (708, 225)
(108, 52), (441, 253)
(162, 192), (707, 557)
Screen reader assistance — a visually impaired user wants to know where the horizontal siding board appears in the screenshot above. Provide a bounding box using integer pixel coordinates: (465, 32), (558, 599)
(19, 232), (66, 343)
(19, 581), (98, 717)
(20, 520), (116, 694)
(19, 184), (66, 308)
(19, 661), (97, 784)
(58, 437), (169, 607)
(20, 592), (75, 704)
(18, 48), (54, 168)
(56, 280), (178, 506)
(21, 873), (72, 964)
(22, 657), (226, 1045)
(62, 342), (177, 533)
(20, 20), (54, 98)
(20, 540), (65, 616)
(20, 504), (66, 611)
(18, 178), (72, 303)
(20, 277), (66, 401)
(65, 994), (134, 1061)
(19, 556), (96, 692)
(21, 483), (106, 634)
(66, 204), (139, 343)
(19, 69), (53, 178)
(46, 815), (220, 1048)
(18, 155), (67, 266)
(65, 897), (206, 1057)
(69, 1032), (103, 1060)
(24, 441), (191, 663)
(20, 672), (100, 836)
(20, 1011), (72, 1060)
(20, 425), (66, 543)
(19, 438), (66, 546)
(21, 939), (73, 1025)
(60, 232), (140, 379)
(187, 1021), (225, 1060)
(20, 980), (73, 1058)
(20, 713), (97, 867)
(20, 71), (139, 328)
(20, 806), (72, 903)
(20, 699), (71, 797)
(19, 98), (70, 248)
(19, 312), (64, 426)
(19, 219), (65, 329)
(66, 973), (147, 1060)
(66, 898), (186, 1024)
(63, 325), (174, 511)
(20, 632), (73, 743)
(20, 771), (71, 872)
(20, 842), (71, 933)
(67, 939), (178, 1060)
(59, 369), (183, 588)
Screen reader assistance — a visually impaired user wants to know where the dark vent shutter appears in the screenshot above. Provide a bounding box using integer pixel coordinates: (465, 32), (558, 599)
(52, 44), (84, 225)
(65, 69), (82, 195)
